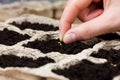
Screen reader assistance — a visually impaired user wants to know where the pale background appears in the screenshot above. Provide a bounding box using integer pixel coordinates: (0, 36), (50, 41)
(0, 0), (66, 3)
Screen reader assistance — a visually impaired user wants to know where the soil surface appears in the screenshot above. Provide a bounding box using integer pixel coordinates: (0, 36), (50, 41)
(97, 33), (120, 40)
(52, 49), (120, 80)
(10, 21), (59, 31)
(0, 55), (55, 68)
(0, 28), (30, 46)
(23, 39), (99, 54)
(91, 49), (120, 66)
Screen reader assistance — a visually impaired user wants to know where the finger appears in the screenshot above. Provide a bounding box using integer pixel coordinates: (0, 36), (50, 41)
(59, 0), (93, 41)
(78, 1), (103, 21)
(93, 0), (101, 3)
(63, 12), (117, 43)
(78, 8), (103, 21)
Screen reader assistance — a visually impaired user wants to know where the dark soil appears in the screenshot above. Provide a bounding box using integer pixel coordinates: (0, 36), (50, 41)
(52, 60), (115, 80)
(52, 49), (120, 80)
(0, 55), (55, 68)
(91, 49), (120, 65)
(10, 21), (59, 31)
(23, 39), (99, 54)
(97, 33), (120, 40)
(0, 28), (30, 46)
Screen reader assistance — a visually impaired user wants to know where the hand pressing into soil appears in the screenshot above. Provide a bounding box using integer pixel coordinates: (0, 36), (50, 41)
(59, 0), (120, 43)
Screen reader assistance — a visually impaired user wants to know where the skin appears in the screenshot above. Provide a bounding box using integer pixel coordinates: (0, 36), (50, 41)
(59, 0), (120, 43)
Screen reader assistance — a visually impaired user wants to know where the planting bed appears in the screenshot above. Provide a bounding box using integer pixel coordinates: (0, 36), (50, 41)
(52, 49), (120, 80)
(0, 28), (30, 46)
(0, 15), (119, 80)
(91, 49), (120, 65)
(97, 33), (120, 40)
(10, 21), (59, 31)
(0, 55), (55, 68)
(23, 39), (99, 54)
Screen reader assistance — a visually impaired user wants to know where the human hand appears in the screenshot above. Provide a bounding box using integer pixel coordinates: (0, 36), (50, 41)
(59, 0), (120, 43)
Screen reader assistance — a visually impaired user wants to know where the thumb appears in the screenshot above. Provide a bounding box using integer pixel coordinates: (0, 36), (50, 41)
(63, 12), (118, 43)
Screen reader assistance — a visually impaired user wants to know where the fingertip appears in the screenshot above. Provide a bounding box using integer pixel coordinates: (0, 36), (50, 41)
(63, 32), (77, 44)
(59, 20), (72, 42)
(59, 21), (65, 42)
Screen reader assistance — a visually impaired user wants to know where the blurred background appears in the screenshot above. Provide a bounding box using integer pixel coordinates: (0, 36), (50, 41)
(0, 0), (65, 4)
(0, 0), (81, 23)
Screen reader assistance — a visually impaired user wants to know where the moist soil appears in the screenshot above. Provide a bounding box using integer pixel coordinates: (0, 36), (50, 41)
(97, 33), (120, 40)
(91, 49), (120, 66)
(0, 28), (30, 46)
(52, 49), (120, 80)
(0, 55), (55, 68)
(10, 21), (59, 31)
(23, 39), (99, 54)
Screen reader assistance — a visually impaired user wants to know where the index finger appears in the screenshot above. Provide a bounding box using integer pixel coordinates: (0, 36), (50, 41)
(59, 0), (93, 41)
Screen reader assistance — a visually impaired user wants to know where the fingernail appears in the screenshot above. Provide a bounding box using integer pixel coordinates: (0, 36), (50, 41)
(63, 33), (77, 43)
